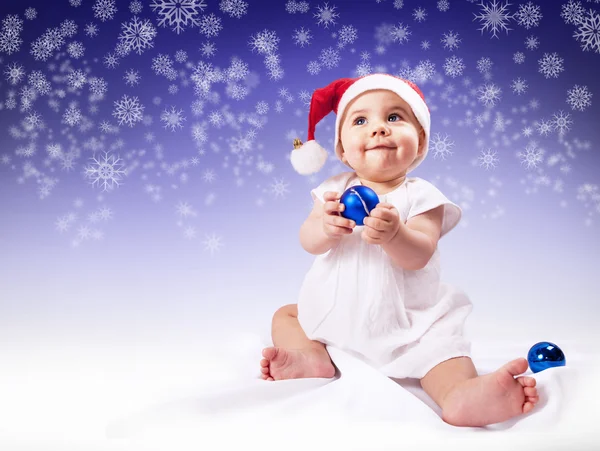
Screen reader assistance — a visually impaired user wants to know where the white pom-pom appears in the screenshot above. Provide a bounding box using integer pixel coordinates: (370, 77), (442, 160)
(290, 139), (328, 175)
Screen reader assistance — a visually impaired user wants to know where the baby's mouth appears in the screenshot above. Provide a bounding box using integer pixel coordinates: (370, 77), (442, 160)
(367, 145), (395, 151)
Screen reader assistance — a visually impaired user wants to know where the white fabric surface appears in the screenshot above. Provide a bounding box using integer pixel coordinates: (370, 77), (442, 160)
(298, 172), (472, 378)
(0, 325), (598, 451)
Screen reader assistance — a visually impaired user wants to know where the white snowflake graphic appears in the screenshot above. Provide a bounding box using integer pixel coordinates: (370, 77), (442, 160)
(199, 13), (222, 38)
(510, 77), (528, 95)
(413, 7), (427, 22)
(219, 0), (248, 19)
(202, 232), (223, 255)
(573, 8), (600, 54)
(293, 27), (312, 47)
(118, 16), (157, 55)
(443, 55), (465, 78)
(561, 0), (585, 26)
(248, 29), (280, 55)
(161, 106), (186, 131)
(85, 152), (126, 191)
(538, 52), (564, 78)
(112, 95), (145, 127)
(566, 84), (592, 111)
(478, 149), (499, 170)
(319, 46), (341, 69)
(514, 1), (542, 29)
(314, 2), (339, 28)
(430, 133), (454, 160)
(93, 0), (118, 22)
(477, 83), (502, 107)
(441, 30), (461, 50)
(391, 23), (411, 44)
(473, 0), (513, 38)
(150, 0), (207, 34)
(518, 141), (544, 169)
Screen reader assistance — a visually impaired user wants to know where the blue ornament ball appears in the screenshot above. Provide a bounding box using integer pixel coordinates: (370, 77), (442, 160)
(527, 341), (566, 373)
(340, 185), (380, 226)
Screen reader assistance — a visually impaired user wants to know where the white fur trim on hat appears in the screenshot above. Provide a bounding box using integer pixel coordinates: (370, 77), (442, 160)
(334, 74), (430, 174)
(290, 139), (328, 175)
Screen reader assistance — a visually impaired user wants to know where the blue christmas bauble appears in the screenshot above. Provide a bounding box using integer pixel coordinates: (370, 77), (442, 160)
(527, 341), (566, 373)
(340, 185), (380, 226)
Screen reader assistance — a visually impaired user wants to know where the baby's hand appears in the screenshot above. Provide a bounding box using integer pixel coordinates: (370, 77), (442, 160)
(322, 191), (356, 238)
(362, 202), (400, 245)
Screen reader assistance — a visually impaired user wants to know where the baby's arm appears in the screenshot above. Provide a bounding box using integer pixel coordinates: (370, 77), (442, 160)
(380, 205), (444, 270)
(300, 191), (354, 255)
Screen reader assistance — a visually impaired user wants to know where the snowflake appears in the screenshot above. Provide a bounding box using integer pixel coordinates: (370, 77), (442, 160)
(200, 41), (217, 57)
(130, 0), (143, 15)
(176, 201), (197, 217)
(430, 133), (454, 160)
(437, 0), (450, 12)
(338, 25), (358, 48)
(118, 16), (157, 55)
(24, 8), (37, 20)
(307, 60), (321, 75)
(538, 52), (564, 78)
(161, 106), (186, 131)
(152, 53), (174, 76)
(566, 84), (592, 111)
(67, 41), (85, 59)
(513, 51), (525, 64)
(524, 35), (539, 50)
(151, 0), (206, 34)
(200, 13), (222, 37)
(113, 95), (144, 127)
(443, 55), (465, 78)
(421, 40), (431, 50)
(573, 9), (600, 54)
(62, 105), (82, 126)
(535, 119), (552, 136)
(476, 56), (493, 74)
(478, 148), (499, 169)
(413, 7), (427, 22)
(88, 77), (108, 96)
(314, 3), (339, 28)
(270, 177), (290, 198)
(4, 62), (25, 85)
(174, 49), (188, 62)
(1, 30), (23, 55)
(391, 23), (411, 44)
(473, 0), (513, 38)
(319, 46), (341, 69)
(561, 0), (585, 26)
(249, 29), (279, 55)
(293, 27), (312, 47)
(552, 111), (572, 135)
(67, 70), (87, 89)
(227, 57), (249, 81)
(510, 77), (527, 95)
(441, 30), (461, 50)
(394, 0), (404, 9)
(477, 83), (502, 107)
(255, 100), (269, 115)
(103, 52), (119, 68)
(202, 232), (223, 255)
(413, 60), (436, 83)
(85, 152), (126, 191)
(219, 0), (248, 19)
(515, 1), (542, 29)
(93, 0), (118, 22)
(123, 69), (141, 86)
(85, 23), (99, 37)
(518, 141), (544, 169)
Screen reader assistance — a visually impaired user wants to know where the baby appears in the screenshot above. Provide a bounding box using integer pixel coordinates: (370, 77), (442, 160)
(259, 74), (539, 427)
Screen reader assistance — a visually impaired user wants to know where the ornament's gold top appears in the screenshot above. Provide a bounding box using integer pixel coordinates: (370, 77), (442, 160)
(293, 138), (303, 149)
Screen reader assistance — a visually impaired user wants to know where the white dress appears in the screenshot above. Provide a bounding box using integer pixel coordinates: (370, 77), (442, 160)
(297, 171), (473, 380)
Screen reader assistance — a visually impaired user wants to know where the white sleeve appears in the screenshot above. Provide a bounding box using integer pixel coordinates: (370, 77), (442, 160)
(406, 178), (462, 238)
(310, 172), (355, 203)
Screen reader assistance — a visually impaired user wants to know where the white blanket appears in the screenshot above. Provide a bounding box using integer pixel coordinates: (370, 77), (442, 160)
(1, 329), (598, 451)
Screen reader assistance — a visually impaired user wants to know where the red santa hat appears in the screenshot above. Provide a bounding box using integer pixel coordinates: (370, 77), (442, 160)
(290, 73), (430, 175)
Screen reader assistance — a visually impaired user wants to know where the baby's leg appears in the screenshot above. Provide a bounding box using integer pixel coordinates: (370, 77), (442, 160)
(260, 304), (336, 381)
(420, 356), (539, 427)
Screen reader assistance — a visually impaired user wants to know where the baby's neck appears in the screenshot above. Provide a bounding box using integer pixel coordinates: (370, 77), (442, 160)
(358, 174), (407, 195)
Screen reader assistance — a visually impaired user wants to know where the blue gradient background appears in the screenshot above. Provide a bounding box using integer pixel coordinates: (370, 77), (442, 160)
(1, 0), (599, 359)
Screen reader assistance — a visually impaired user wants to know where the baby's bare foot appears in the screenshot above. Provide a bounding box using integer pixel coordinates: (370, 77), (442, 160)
(259, 346), (336, 381)
(442, 358), (539, 427)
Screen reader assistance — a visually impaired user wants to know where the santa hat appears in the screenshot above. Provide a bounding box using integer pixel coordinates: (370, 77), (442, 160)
(290, 73), (430, 175)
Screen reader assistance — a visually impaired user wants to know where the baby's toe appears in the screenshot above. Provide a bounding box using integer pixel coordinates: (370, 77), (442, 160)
(524, 386), (537, 397)
(526, 395), (539, 404)
(518, 376), (536, 387)
(523, 402), (535, 414)
(261, 367), (269, 374)
(260, 358), (269, 367)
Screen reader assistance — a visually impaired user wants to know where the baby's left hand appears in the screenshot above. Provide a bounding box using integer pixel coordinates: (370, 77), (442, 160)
(362, 202), (400, 245)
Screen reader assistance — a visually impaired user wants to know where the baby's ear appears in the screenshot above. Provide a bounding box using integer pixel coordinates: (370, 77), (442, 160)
(417, 127), (427, 155)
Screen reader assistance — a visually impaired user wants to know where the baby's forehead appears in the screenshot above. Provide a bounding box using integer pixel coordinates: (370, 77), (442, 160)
(347, 90), (407, 111)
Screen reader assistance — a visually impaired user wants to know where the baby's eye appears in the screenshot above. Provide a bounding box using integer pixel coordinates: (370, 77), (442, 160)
(354, 117), (366, 126)
(388, 113), (402, 122)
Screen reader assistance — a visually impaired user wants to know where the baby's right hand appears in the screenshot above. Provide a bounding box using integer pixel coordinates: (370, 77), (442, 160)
(322, 191), (356, 238)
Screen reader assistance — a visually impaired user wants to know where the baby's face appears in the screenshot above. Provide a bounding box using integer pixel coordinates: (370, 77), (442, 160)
(339, 89), (425, 181)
